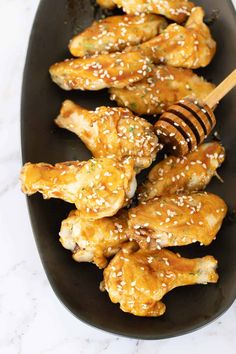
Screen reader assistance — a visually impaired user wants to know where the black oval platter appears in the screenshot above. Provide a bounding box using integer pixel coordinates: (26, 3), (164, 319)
(21, 0), (236, 339)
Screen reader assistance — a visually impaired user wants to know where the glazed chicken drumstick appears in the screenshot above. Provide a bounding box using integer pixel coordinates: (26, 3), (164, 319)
(138, 142), (225, 201)
(131, 7), (216, 69)
(49, 52), (153, 91)
(103, 242), (218, 317)
(110, 65), (215, 115)
(128, 192), (227, 249)
(97, 0), (195, 24)
(96, 0), (115, 9)
(60, 209), (129, 269)
(55, 100), (160, 173)
(20, 158), (136, 219)
(69, 14), (167, 57)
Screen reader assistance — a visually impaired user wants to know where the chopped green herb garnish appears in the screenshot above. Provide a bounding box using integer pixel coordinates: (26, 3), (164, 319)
(129, 102), (137, 111)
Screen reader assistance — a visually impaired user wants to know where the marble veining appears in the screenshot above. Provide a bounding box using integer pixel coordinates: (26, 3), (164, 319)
(0, 1), (236, 353)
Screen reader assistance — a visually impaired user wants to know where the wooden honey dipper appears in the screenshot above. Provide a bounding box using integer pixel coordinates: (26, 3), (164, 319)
(154, 69), (236, 156)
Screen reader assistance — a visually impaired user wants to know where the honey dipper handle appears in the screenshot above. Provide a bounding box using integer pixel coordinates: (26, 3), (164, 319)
(204, 69), (236, 109)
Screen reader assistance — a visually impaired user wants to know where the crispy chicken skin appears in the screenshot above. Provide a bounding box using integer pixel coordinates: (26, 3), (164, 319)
(128, 193), (227, 249)
(98, 0), (195, 23)
(103, 242), (218, 317)
(20, 158), (137, 219)
(133, 7), (216, 69)
(139, 142), (225, 201)
(59, 209), (129, 269)
(69, 14), (167, 57)
(55, 100), (160, 173)
(96, 0), (115, 9)
(49, 52), (153, 91)
(110, 65), (215, 115)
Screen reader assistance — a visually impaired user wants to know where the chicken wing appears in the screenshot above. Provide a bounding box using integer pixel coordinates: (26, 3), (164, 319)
(97, 0), (195, 23)
(110, 65), (215, 115)
(55, 100), (160, 173)
(60, 209), (129, 268)
(128, 192), (227, 249)
(96, 0), (115, 9)
(139, 142), (225, 201)
(49, 52), (153, 91)
(69, 14), (167, 57)
(132, 7), (216, 69)
(20, 158), (136, 219)
(103, 241), (218, 316)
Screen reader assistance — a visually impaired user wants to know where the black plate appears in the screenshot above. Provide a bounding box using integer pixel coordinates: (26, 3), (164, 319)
(21, 0), (236, 339)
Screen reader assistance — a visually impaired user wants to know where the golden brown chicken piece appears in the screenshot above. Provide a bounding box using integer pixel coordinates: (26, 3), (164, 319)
(103, 241), (218, 316)
(20, 158), (137, 219)
(139, 142), (225, 201)
(110, 65), (215, 115)
(128, 192), (227, 249)
(96, 0), (115, 9)
(55, 100), (160, 173)
(69, 14), (167, 57)
(98, 0), (195, 23)
(59, 209), (129, 269)
(132, 7), (216, 69)
(49, 52), (153, 91)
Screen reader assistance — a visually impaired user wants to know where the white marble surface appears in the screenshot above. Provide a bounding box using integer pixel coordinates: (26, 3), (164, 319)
(0, 1), (236, 353)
